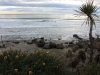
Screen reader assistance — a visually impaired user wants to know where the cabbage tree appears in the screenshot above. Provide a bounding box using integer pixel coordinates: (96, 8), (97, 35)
(75, 0), (99, 62)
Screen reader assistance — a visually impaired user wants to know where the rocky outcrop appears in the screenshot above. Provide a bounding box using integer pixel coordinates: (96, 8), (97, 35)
(73, 34), (83, 40)
(56, 43), (64, 49)
(49, 42), (56, 48)
(36, 38), (45, 47)
(43, 44), (50, 49)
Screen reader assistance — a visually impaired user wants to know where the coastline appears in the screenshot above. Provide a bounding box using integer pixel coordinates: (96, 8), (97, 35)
(0, 35), (100, 74)
(0, 38), (71, 53)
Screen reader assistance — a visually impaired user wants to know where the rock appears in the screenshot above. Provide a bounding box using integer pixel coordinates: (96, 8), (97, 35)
(56, 43), (64, 49)
(49, 42), (56, 48)
(76, 43), (83, 48)
(2, 44), (5, 48)
(65, 42), (69, 44)
(0, 44), (5, 48)
(58, 38), (61, 40)
(94, 35), (100, 42)
(73, 34), (83, 40)
(27, 41), (33, 44)
(40, 37), (44, 40)
(31, 38), (37, 43)
(69, 42), (74, 45)
(36, 40), (45, 47)
(68, 44), (73, 47)
(43, 44), (50, 49)
(12, 41), (19, 44)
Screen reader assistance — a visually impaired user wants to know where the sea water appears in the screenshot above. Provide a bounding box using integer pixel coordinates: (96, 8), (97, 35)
(0, 14), (100, 40)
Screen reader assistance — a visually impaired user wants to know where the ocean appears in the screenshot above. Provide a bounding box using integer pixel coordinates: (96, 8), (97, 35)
(0, 14), (100, 40)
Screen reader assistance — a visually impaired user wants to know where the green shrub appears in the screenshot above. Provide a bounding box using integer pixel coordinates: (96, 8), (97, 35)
(0, 50), (67, 75)
(95, 54), (100, 63)
(83, 63), (100, 75)
(71, 58), (79, 68)
(77, 50), (86, 63)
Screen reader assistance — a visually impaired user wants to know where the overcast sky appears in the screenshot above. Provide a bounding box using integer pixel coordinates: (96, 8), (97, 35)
(0, 0), (100, 14)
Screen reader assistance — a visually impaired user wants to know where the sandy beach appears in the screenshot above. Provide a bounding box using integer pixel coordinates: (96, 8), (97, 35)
(0, 38), (68, 54)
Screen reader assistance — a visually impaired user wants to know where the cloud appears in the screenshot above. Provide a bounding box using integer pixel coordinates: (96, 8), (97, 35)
(0, 0), (100, 14)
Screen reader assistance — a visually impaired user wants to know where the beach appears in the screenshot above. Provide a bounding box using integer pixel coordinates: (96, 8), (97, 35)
(0, 14), (100, 74)
(0, 38), (69, 54)
(0, 14), (100, 62)
(0, 17), (99, 55)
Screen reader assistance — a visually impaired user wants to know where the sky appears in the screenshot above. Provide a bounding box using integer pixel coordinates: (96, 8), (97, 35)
(0, 0), (100, 15)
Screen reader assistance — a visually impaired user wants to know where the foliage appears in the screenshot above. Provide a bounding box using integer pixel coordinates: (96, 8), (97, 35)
(71, 58), (79, 68)
(95, 54), (100, 63)
(75, 0), (99, 26)
(82, 62), (100, 75)
(77, 50), (86, 63)
(0, 50), (66, 75)
(79, 0), (98, 15)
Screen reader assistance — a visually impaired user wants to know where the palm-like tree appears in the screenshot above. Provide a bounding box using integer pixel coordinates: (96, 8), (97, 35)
(75, 0), (99, 62)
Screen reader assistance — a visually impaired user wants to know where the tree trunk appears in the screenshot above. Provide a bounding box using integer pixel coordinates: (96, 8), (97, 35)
(89, 16), (94, 63)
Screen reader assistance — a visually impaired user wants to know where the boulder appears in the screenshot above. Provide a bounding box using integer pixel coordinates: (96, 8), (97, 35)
(67, 42), (74, 47)
(12, 41), (19, 44)
(49, 42), (56, 48)
(31, 38), (37, 44)
(69, 42), (74, 45)
(40, 37), (44, 40)
(43, 44), (50, 49)
(76, 43), (83, 48)
(27, 41), (33, 44)
(65, 42), (69, 44)
(0, 44), (5, 48)
(56, 43), (64, 49)
(36, 40), (45, 47)
(73, 34), (83, 40)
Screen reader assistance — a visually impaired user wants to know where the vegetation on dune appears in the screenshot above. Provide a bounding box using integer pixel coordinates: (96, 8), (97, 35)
(0, 50), (75, 75)
(82, 62), (100, 75)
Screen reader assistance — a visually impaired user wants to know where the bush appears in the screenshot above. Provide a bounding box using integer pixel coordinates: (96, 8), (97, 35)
(0, 50), (67, 75)
(71, 58), (79, 68)
(77, 50), (86, 63)
(95, 54), (100, 63)
(82, 63), (100, 75)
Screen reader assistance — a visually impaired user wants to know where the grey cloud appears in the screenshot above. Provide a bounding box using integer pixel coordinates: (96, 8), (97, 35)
(0, 0), (77, 9)
(0, 0), (99, 14)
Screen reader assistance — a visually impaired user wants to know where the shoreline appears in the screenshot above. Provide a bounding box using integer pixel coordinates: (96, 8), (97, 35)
(0, 37), (73, 59)
(0, 35), (99, 55)
(0, 34), (89, 41)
